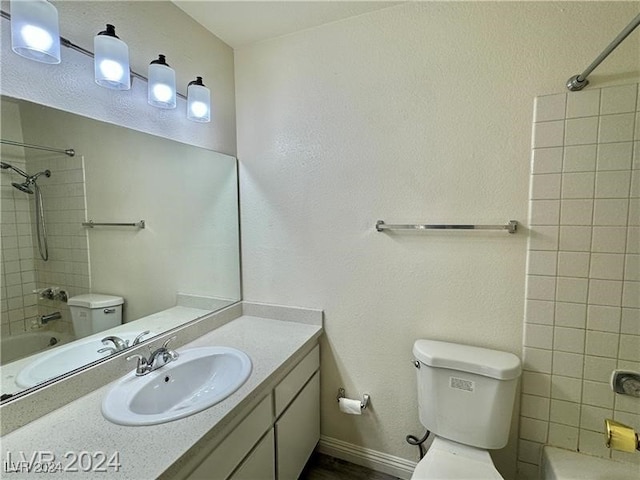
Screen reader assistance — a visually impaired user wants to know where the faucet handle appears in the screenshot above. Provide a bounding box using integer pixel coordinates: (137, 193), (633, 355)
(126, 354), (149, 376)
(132, 330), (151, 346)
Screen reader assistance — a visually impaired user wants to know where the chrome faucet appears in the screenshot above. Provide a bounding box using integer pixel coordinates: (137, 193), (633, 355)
(99, 330), (150, 355)
(127, 337), (179, 376)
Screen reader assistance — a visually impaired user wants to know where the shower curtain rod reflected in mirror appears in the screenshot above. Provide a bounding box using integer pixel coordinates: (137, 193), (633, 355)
(1, 138), (75, 157)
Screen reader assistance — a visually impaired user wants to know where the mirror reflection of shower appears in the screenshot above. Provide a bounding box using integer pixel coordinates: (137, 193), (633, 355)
(1, 161), (50, 261)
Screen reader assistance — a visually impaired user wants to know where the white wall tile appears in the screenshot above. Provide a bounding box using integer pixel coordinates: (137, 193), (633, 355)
(526, 299), (555, 325)
(600, 85), (637, 115)
(556, 277), (588, 303)
(551, 375), (582, 402)
(620, 308), (640, 335)
(521, 394), (551, 420)
(589, 279), (623, 306)
(522, 371), (551, 397)
(548, 423), (579, 450)
(527, 275), (556, 301)
(590, 253), (625, 280)
(558, 251), (590, 278)
(597, 142), (633, 171)
(525, 323), (554, 349)
(582, 380), (614, 409)
(531, 174), (561, 199)
(592, 227), (627, 253)
(533, 147), (563, 174)
(599, 113), (635, 143)
(587, 304), (621, 333)
(564, 145), (597, 172)
(524, 347), (553, 373)
(585, 330), (620, 358)
(552, 351), (584, 377)
(528, 250), (558, 275)
(535, 94), (567, 122)
(561, 172), (595, 199)
(559, 226), (592, 251)
(584, 355), (617, 383)
(518, 439), (543, 465)
(631, 171), (639, 198)
(534, 121), (565, 148)
(565, 117), (599, 146)
(624, 253), (640, 281)
(634, 142), (640, 170)
(566, 90), (600, 119)
(629, 198), (639, 226)
(549, 399), (581, 427)
(578, 429), (611, 459)
(560, 199), (593, 225)
(622, 281), (639, 308)
(520, 417), (549, 443)
(554, 327), (585, 354)
(619, 334), (639, 361)
(555, 301), (586, 328)
(529, 226), (559, 251)
(530, 200), (560, 225)
(595, 171), (631, 199)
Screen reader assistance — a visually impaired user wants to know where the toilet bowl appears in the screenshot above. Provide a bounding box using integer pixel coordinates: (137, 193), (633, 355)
(411, 437), (503, 480)
(411, 339), (521, 480)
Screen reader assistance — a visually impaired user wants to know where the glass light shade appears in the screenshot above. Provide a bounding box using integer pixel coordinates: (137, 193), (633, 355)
(187, 77), (211, 123)
(10, 0), (61, 64)
(94, 25), (130, 90)
(148, 55), (176, 109)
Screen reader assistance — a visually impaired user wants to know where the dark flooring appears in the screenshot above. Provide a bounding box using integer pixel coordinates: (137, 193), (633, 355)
(299, 453), (402, 480)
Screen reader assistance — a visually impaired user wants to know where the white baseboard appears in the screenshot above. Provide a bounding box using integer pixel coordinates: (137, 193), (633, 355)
(317, 435), (417, 479)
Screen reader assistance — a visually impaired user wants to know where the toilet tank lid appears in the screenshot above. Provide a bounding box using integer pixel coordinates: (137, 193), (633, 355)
(68, 294), (124, 308)
(413, 339), (521, 380)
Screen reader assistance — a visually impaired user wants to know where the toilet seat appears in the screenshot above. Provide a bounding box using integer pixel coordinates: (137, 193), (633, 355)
(410, 437), (504, 480)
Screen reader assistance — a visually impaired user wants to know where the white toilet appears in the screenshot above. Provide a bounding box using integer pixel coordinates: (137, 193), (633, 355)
(411, 339), (521, 479)
(68, 293), (124, 339)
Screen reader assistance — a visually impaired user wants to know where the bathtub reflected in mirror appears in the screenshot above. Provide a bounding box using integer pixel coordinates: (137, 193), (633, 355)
(0, 96), (241, 400)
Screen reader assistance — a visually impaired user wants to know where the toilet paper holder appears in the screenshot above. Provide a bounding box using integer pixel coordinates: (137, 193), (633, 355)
(337, 388), (370, 410)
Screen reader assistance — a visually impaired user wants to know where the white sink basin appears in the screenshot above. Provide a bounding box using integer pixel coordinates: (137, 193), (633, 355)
(101, 346), (252, 426)
(15, 332), (153, 388)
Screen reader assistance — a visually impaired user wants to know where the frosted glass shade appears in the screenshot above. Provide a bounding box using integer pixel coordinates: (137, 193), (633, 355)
(10, 0), (61, 64)
(94, 25), (130, 90)
(148, 56), (176, 109)
(187, 77), (211, 123)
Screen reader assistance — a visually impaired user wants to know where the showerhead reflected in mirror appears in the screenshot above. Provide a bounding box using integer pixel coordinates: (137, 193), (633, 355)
(0, 96), (241, 402)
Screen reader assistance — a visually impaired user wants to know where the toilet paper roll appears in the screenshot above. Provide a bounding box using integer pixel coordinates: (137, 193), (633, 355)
(339, 397), (362, 415)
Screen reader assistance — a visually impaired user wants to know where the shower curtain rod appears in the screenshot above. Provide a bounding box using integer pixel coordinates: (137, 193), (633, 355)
(1, 139), (75, 157)
(567, 12), (640, 91)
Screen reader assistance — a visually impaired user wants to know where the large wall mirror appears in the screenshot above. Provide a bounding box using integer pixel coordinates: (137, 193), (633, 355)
(0, 95), (241, 400)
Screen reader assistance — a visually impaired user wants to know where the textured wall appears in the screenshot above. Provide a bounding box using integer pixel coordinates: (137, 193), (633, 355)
(0, 1), (236, 155)
(235, 2), (640, 478)
(521, 84), (639, 478)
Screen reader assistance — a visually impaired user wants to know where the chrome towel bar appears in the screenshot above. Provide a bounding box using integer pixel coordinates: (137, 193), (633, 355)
(82, 220), (146, 229)
(376, 220), (518, 234)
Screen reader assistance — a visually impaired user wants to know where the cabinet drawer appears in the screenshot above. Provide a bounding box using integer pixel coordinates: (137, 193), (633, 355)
(187, 394), (273, 480)
(229, 429), (275, 480)
(274, 345), (319, 418)
(275, 371), (320, 480)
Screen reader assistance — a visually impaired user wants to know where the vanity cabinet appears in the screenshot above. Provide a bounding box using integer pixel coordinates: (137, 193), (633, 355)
(184, 345), (320, 480)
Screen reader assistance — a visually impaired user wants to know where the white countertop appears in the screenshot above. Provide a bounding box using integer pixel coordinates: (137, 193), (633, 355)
(1, 315), (322, 479)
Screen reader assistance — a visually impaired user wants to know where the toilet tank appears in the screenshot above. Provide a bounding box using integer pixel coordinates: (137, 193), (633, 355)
(68, 294), (124, 339)
(413, 339), (521, 449)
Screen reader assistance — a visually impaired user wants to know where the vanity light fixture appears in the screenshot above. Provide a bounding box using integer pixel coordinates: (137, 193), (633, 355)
(148, 55), (176, 109)
(94, 24), (130, 90)
(187, 77), (211, 123)
(10, 0), (61, 64)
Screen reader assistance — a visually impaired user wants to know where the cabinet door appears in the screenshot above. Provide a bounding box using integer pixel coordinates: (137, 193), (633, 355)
(229, 429), (275, 480)
(275, 372), (320, 480)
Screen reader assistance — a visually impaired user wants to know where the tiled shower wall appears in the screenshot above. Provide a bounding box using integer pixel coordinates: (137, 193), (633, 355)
(518, 83), (640, 478)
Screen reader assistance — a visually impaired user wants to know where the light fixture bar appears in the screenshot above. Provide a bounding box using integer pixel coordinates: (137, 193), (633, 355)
(1, 9), (187, 100)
